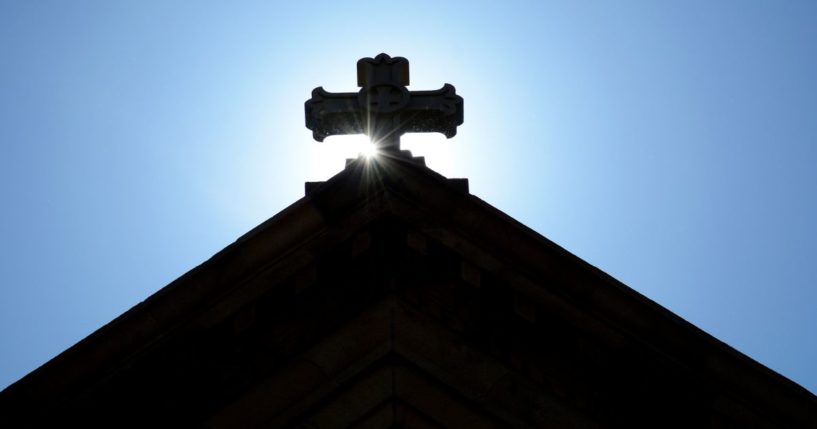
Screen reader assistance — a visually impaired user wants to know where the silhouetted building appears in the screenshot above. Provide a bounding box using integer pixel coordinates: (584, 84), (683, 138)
(1, 154), (816, 427)
(2, 54), (816, 427)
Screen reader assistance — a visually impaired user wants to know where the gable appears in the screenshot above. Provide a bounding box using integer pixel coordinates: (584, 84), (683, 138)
(1, 155), (815, 427)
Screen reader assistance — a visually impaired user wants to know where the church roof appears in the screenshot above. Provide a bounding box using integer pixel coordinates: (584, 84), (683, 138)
(1, 153), (815, 427)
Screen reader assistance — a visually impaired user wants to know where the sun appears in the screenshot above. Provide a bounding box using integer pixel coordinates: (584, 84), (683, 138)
(358, 140), (379, 159)
(305, 132), (458, 181)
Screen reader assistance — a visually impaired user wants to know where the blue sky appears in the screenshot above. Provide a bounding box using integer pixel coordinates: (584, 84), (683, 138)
(1, 1), (816, 393)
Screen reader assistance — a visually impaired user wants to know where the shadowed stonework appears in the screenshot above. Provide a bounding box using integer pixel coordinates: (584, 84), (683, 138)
(1, 56), (815, 428)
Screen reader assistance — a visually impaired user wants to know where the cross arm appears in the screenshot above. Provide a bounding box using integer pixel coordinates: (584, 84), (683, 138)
(305, 84), (464, 142)
(304, 87), (364, 142)
(398, 84), (463, 138)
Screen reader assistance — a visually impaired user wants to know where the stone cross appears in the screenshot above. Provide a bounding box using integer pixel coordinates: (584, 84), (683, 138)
(305, 54), (464, 153)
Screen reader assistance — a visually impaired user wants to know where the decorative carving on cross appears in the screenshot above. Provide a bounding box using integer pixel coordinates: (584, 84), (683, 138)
(305, 54), (464, 153)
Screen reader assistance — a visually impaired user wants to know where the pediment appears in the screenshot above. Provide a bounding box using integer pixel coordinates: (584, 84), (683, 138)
(2, 156), (815, 427)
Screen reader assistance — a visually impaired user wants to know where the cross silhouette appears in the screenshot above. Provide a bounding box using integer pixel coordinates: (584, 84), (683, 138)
(305, 54), (464, 153)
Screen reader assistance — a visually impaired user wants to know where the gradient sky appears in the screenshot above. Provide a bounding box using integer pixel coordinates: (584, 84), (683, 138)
(1, 1), (816, 393)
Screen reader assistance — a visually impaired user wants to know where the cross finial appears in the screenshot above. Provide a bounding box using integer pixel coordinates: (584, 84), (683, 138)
(357, 53), (409, 87)
(305, 54), (463, 153)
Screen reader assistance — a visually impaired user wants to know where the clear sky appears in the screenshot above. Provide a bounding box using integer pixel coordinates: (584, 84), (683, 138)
(1, 1), (816, 393)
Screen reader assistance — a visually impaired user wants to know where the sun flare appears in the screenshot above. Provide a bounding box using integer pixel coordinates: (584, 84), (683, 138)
(359, 141), (379, 159)
(306, 132), (457, 180)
